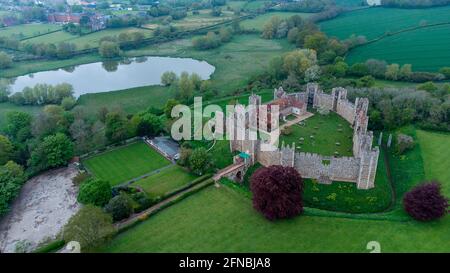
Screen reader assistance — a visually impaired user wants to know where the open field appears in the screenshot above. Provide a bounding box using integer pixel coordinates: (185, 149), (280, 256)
(100, 185), (450, 252)
(240, 11), (313, 31)
(0, 23), (61, 39)
(280, 112), (354, 156)
(346, 24), (450, 71)
(132, 165), (197, 198)
(82, 142), (171, 186)
(242, 0), (271, 10)
(416, 130), (450, 196)
(169, 10), (235, 31)
(26, 27), (154, 49)
(320, 6), (450, 40)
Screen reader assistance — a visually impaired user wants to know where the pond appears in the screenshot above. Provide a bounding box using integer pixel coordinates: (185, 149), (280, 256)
(8, 56), (215, 97)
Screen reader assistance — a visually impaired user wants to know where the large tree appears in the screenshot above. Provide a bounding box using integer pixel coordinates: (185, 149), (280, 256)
(77, 178), (112, 207)
(28, 133), (74, 172)
(0, 161), (27, 216)
(63, 205), (116, 252)
(0, 51), (12, 69)
(0, 135), (14, 165)
(250, 165), (304, 221)
(403, 182), (448, 221)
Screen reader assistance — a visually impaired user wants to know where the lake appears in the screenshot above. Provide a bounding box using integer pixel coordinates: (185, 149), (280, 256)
(8, 56), (215, 97)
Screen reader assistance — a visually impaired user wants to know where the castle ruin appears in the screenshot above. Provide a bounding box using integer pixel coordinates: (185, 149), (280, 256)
(226, 83), (379, 190)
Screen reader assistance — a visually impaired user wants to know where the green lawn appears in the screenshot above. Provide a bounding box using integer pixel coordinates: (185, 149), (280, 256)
(241, 12), (313, 31)
(0, 23), (61, 39)
(416, 130), (450, 196)
(320, 6), (450, 40)
(82, 142), (171, 186)
(388, 126), (427, 206)
(77, 84), (177, 115)
(24, 31), (76, 45)
(280, 111), (354, 156)
(132, 165), (197, 198)
(100, 185), (450, 252)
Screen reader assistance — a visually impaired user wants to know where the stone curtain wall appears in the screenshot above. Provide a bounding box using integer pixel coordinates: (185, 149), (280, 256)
(293, 153), (360, 183)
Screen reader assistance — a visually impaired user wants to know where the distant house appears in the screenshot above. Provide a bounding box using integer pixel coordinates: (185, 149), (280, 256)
(47, 12), (82, 24)
(47, 12), (107, 31)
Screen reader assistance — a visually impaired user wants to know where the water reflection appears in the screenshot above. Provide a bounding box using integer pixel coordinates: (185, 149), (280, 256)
(7, 56), (215, 97)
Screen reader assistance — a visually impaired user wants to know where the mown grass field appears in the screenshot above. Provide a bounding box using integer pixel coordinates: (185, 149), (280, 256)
(0, 23), (61, 39)
(346, 24), (450, 71)
(100, 185), (449, 252)
(132, 165), (197, 198)
(280, 112), (354, 156)
(240, 11), (313, 31)
(416, 130), (450, 196)
(320, 6), (450, 40)
(82, 142), (171, 186)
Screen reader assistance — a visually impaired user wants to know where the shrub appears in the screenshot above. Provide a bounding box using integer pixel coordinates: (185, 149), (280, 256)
(77, 178), (112, 207)
(63, 205), (115, 251)
(72, 171), (90, 186)
(131, 191), (154, 213)
(250, 165), (304, 220)
(396, 134), (414, 154)
(403, 182), (448, 221)
(104, 193), (134, 222)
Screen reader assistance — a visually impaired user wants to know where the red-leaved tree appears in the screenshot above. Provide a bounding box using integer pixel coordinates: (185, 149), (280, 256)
(403, 181), (449, 221)
(250, 165), (304, 221)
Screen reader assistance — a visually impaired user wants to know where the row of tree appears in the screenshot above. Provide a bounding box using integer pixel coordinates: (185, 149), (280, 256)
(4, 83), (75, 106)
(347, 59), (449, 83)
(192, 27), (233, 50)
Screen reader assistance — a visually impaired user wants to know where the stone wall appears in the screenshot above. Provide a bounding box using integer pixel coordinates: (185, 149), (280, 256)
(293, 153), (360, 183)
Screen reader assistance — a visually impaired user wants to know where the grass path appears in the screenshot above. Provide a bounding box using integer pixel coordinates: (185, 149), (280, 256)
(416, 130), (450, 196)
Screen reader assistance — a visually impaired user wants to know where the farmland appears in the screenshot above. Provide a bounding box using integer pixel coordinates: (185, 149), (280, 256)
(320, 6), (450, 40)
(0, 23), (61, 39)
(346, 24), (450, 71)
(82, 141), (171, 186)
